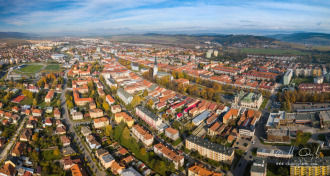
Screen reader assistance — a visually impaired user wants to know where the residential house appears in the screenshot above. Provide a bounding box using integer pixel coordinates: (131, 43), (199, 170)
(165, 127), (179, 141)
(90, 109), (103, 118)
(93, 117), (109, 129)
(131, 125), (154, 146)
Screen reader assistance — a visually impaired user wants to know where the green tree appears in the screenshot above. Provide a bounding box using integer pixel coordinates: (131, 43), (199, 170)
(105, 125), (113, 137)
(142, 89), (148, 97)
(66, 100), (74, 109)
(33, 98), (38, 106)
(56, 100), (61, 107)
(122, 127), (130, 140)
(131, 95), (142, 108)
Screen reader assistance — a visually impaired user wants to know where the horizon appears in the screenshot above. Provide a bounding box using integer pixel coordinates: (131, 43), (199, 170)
(0, 0), (329, 35)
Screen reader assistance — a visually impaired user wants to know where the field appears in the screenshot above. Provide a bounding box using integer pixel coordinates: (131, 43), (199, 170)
(292, 77), (314, 85)
(240, 48), (310, 55)
(44, 64), (60, 70)
(18, 65), (44, 73)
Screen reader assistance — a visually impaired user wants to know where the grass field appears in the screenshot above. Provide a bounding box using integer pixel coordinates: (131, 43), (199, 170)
(18, 65), (43, 73)
(44, 64), (60, 70)
(292, 77), (314, 85)
(240, 48), (310, 55)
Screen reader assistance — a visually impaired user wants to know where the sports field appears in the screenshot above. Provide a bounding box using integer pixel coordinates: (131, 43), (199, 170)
(18, 65), (43, 73)
(44, 64), (60, 70)
(240, 48), (310, 55)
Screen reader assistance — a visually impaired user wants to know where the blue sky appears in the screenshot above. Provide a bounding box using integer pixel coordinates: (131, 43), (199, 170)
(0, 0), (329, 34)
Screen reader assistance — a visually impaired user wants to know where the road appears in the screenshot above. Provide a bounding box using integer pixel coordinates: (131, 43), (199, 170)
(60, 70), (107, 176)
(0, 116), (27, 162)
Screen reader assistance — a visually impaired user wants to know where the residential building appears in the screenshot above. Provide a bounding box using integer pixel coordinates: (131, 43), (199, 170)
(93, 117), (109, 129)
(290, 157), (330, 176)
(165, 127), (179, 141)
(0, 163), (16, 176)
(111, 105), (121, 114)
(250, 157), (267, 176)
(283, 69), (293, 85)
(114, 112), (134, 127)
(90, 109), (103, 118)
(72, 112), (83, 120)
(71, 164), (88, 176)
(266, 129), (291, 143)
(100, 154), (115, 169)
(256, 148), (293, 159)
(131, 125), (154, 146)
(45, 90), (54, 103)
(117, 87), (133, 105)
(188, 165), (222, 176)
(106, 95), (115, 105)
(135, 106), (162, 129)
(153, 143), (184, 169)
(185, 135), (234, 164)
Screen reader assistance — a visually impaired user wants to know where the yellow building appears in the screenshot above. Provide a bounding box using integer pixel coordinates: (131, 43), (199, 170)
(290, 157), (330, 176)
(312, 68), (322, 77)
(114, 112), (134, 127)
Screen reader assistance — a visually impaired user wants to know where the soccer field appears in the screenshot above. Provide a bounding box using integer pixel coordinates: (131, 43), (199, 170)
(18, 65), (44, 73)
(44, 64), (60, 70)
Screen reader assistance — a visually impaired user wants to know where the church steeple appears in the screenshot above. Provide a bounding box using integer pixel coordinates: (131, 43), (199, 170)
(154, 55), (157, 66)
(153, 55), (158, 77)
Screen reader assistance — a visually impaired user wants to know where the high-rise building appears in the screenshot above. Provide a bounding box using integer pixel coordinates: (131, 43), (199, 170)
(153, 55), (158, 77)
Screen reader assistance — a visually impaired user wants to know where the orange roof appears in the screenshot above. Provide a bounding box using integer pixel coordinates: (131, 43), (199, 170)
(71, 164), (88, 176)
(106, 95), (115, 103)
(45, 90), (54, 99)
(154, 143), (183, 162)
(188, 165), (222, 176)
(94, 117), (109, 124)
(165, 127), (178, 135)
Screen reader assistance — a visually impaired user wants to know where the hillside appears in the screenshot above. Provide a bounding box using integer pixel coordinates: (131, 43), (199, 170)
(0, 32), (32, 39)
(267, 33), (330, 46)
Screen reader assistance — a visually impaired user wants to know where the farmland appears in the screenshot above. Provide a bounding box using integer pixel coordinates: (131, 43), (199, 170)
(240, 48), (310, 55)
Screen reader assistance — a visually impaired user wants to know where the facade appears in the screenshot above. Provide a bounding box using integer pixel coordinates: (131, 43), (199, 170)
(100, 154), (115, 169)
(45, 90), (54, 103)
(72, 112), (83, 120)
(185, 135), (234, 164)
(131, 124), (154, 146)
(234, 91), (263, 109)
(114, 112), (134, 127)
(117, 87), (133, 105)
(257, 148), (293, 159)
(283, 69), (293, 85)
(93, 117), (109, 129)
(135, 106), (162, 129)
(290, 157), (330, 176)
(90, 109), (103, 118)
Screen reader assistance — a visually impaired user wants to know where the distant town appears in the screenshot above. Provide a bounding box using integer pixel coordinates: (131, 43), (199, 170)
(0, 37), (329, 176)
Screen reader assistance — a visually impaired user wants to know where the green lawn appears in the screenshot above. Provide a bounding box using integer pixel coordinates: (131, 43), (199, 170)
(259, 99), (269, 110)
(44, 64), (60, 70)
(42, 150), (61, 161)
(292, 77), (314, 85)
(240, 48), (310, 56)
(18, 65), (44, 73)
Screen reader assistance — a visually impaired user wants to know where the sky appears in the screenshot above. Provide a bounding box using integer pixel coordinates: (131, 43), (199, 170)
(0, 0), (329, 35)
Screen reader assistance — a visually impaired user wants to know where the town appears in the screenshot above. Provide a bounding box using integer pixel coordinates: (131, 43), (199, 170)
(0, 37), (329, 176)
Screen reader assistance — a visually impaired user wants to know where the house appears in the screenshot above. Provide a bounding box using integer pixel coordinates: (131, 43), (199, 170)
(110, 161), (125, 175)
(11, 115), (20, 124)
(250, 157), (267, 176)
(43, 118), (52, 128)
(90, 109), (103, 118)
(20, 129), (32, 142)
(4, 112), (12, 119)
(54, 108), (61, 119)
(106, 95), (115, 105)
(11, 142), (25, 157)
(61, 135), (71, 147)
(0, 163), (16, 176)
(111, 105), (122, 114)
(131, 125), (154, 146)
(96, 148), (109, 159)
(121, 167), (142, 176)
(188, 165), (222, 176)
(12, 106), (20, 113)
(223, 109), (239, 124)
(72, 112), (83, 120)
(117, 87), (133, 105)
(56, 126), (66, 135)
(46, 107), (53, 113)
(100, 154), (115, 169)
(45, 90), (54, 103)
(81, 126), (92, 137)
(165, 127), (179, 141)
(32, 109), (42, 117)
(0, 111), (4, 117)
(93, 117), (109, 129)
(63, 156), (81, 170)
(86, 135), (101, 149)
(2, 119), (9, 125)
(71, 164), (88, 176)
(154, 143), (184, 169)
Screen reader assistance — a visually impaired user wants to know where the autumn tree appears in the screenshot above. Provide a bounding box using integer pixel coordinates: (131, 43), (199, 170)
(33, 98), (38, 106)
(131, 95), (142, 108)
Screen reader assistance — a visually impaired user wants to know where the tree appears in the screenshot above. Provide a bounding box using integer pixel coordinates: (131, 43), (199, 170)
(278, 166), (289, 175)
(131, 95), (142, 108)
(102, 102), (110, 111)
(33, 98), (38, 106)
(140, 147), (147, 156)
(56, 100), (61, 107)
(147, 99), (153, 109)
(122, 127), (130, 140)
(105, 125), (113, 137)
(53, 149), (60, 156)
(66, 100), (74, 109)
(32, 133), (39, 142)
(142, 89), (148, 97)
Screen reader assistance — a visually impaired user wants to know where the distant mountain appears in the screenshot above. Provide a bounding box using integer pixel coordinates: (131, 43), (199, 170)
(0, 32), (32, 39)
(266, 32), (330, 45)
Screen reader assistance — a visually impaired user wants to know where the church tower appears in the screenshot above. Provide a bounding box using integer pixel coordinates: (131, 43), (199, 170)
(153, 55), (158, 77)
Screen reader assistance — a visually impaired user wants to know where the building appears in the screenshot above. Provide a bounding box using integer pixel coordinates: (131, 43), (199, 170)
(0, 163), (16, 176)
(135, 106), (162, 130)
(192, 110), (211, 126)
(153, 143), (184, 169)
(250, 157), (267, 176)
(266, 129), (291, 143)
(256, 148), (293, 159)
(188, 165), (222, 176)
(106, 95), (115, 105)
(319, 111), (330, 128)
(90, 109), (103, 118)
(100, 154), (115, 169)
(298, 83), (330, 92)
(152, 56), (173, 80)
(117, 87), (133, 105)
(131, 62), (139, 71)
(283, 69), (293, 85)
(165, 127), (179, 141)
(290, 157), (330, 176)
(114, 112), (134, 127)
(234, 91), (263, 109)
(314, 76), (324, 84)
(121, 167), (142, 176)
(93, 117), (109, 129)
(185, 135), (234, 164)
(71, 164), (88, 176)
(111, 105), (121, 114)
(45, 90), (54, 103)
(72, 112), (83, 120)
(131, 125), (154, 146)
